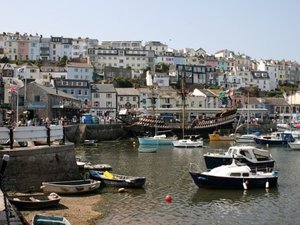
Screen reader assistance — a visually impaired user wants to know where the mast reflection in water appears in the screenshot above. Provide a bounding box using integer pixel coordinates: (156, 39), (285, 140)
(76, 140), (300, 225)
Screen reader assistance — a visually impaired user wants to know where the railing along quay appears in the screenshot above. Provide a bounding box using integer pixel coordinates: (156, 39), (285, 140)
(0, 125), (64, 149)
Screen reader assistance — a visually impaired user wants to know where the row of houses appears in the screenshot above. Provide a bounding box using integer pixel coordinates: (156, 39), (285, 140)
(1, 76), (298, 125)
(1, 32), (300, 92)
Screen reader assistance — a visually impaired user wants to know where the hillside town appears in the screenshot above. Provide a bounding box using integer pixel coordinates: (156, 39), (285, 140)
(0, 31), (299, 126)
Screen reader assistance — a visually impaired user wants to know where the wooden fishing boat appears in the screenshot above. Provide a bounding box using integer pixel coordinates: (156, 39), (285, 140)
(40, 179), (101, 195)
(89, 170), (146, 188)
(32, 214), (71, 225)
(7, 193), (61, 210)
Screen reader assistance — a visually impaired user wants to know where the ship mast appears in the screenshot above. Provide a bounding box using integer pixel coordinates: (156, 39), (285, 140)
(179, 70), (187, 139)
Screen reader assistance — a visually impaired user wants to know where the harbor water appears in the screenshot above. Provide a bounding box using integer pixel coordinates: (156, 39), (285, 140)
(75, 140), (300, 225)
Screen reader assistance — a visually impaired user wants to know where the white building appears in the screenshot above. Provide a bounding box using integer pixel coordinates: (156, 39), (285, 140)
(72, 37), (99, 59)
(90, 84), (117, 119)
(65, 62), (94, 81)
(28, 35), (41, 60)
(144, 41), (168, 55)
(89, 48), (155, 71)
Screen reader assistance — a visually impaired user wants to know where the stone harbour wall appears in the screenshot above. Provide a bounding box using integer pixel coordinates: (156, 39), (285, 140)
(64, 124), (130, 143)
(0, 143), (81, 192)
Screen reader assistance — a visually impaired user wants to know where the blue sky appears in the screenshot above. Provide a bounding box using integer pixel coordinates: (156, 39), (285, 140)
(2, 0), (300, 62)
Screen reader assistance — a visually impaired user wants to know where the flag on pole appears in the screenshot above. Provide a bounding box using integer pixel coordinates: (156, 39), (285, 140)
(8, 85), (17, 94)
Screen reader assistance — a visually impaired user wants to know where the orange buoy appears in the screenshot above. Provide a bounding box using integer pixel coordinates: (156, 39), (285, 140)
(165, 195), (172, 203)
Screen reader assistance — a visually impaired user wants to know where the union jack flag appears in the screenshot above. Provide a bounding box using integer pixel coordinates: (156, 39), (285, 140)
(8, 86), (17, 94)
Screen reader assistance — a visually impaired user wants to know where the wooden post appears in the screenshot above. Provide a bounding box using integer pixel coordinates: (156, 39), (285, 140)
(9, 128), (13, 149)
(46, 125), (51, 146)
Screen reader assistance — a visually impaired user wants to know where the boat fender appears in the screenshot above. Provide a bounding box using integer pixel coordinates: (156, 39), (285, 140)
(125, 179), (132, 183)
(49, 193), (59, 198)
(40, 185), (45, 190)
(265, 181), (269, 189)
(118, 188), (126, 193)
(243, 181), (248, 190)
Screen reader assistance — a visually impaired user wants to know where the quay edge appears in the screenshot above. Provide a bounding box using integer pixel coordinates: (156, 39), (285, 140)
(64, 124), (131, 143)
(0, 143), (81, 192)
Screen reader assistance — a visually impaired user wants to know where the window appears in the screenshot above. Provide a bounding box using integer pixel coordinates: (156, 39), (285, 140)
(34, 95), (40, 102)
(106, 101), (112, 107)
(120, 97), (123, 101)
(230, 173), (241, 177)
(94, 101), (99, 107)
(94, 93), (100, 98)
(78, 90), (82, 95)
(106, 93), (112, 98)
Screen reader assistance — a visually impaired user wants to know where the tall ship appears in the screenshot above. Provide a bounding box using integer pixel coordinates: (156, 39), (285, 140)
(119, 69), (237, 139)
(123, 107), (237, 139)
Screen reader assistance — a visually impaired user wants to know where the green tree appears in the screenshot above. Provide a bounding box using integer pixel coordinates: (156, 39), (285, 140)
(57, 56), (68, 67)
(0, 56), (9, 63)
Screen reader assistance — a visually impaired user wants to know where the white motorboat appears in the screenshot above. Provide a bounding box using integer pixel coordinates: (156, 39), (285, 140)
(235, 134), (258, 143)
(173, 136), (203, 148)
(203, 145), (275, 171)
(288, 140), (300, 150)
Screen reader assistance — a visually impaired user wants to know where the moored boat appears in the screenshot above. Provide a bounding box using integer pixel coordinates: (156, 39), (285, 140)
(125, 108), (238, 139)
(254, 131), (294, 146)
(288, 140), (300, 150)
(203, 145), (275, 171)
(173, 136), (203, 148)
(235, 133), (259, 143)
(189, 160), (278, 189)
(89, 170), (146, 188)
(209, 133), (236, 141)
(32, 214), (71, 225)
(8, 193), (61, 210)
(138, 132), (177, 145)
(40, 179), (101, 195)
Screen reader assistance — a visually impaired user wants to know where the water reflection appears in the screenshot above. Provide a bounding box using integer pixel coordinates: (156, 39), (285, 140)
(138, 145), (158, 153)
(191, 188), (279, 204)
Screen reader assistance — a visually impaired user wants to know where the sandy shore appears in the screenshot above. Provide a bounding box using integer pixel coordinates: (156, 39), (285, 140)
(18, 193), (103, 225)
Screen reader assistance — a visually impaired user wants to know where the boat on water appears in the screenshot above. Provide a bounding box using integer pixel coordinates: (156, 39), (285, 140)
(203, 145), (275, 171)
(235, 133), (259, 143)
(288, 140), (300, 150)
(40, 179), (101, 195)
(8, 193), (61, 210)
(208, 132), (236, 141)
(189, 160), (278, 189)
(254, 131), (295, 146)
(76, 158), (112, 171)
(173, 135), (203, 148)
(124, 108), (237, 139)
(138, 132), (177, 145)
(89, 170), (146, 188)
(32, 214), (71, 225)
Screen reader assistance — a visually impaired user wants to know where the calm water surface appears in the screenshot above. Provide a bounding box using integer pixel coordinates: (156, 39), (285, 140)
(76, 140), (300, 225)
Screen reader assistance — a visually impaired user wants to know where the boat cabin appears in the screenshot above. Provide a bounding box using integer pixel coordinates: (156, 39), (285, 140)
(207, 163), (251, 177)
(227, 146), (272, 161)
